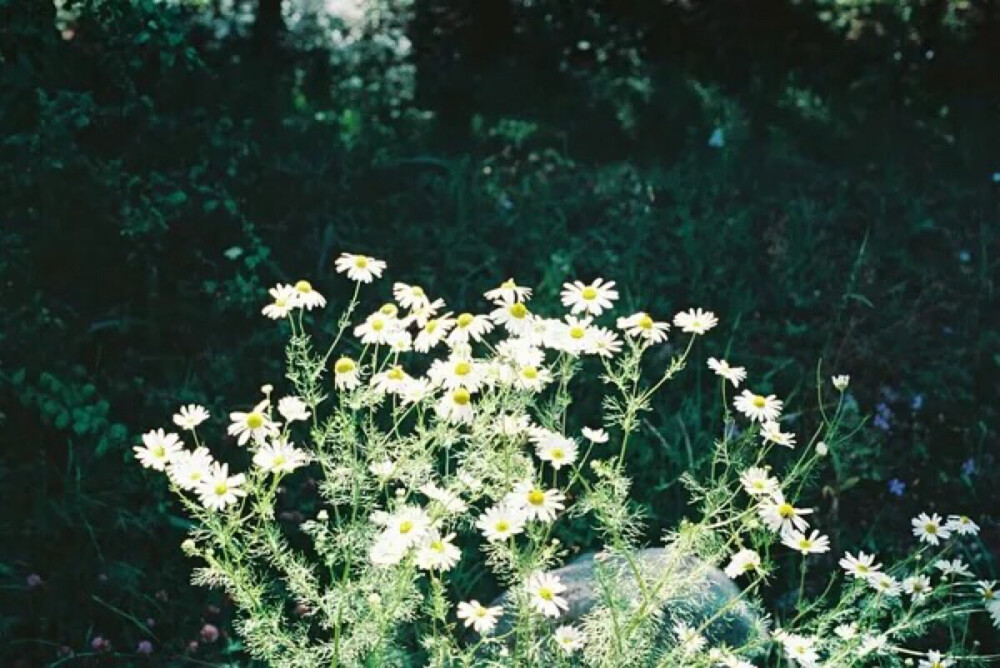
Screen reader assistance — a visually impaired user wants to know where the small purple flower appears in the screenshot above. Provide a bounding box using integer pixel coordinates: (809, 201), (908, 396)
(910, 393), (924, 411)
(961, 458), (976, 477)
(708, 127), (725, 148)
(91, 636), (110, 652)
(873, 414), (891, 431)
(200, 623), (220, 644)
(137, 640), (154, 655)
(25, 573), (43, 589)
(888, 478), (906, 497)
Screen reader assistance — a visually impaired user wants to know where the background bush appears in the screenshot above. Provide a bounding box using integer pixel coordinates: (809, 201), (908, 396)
(1, 0), (997, 664)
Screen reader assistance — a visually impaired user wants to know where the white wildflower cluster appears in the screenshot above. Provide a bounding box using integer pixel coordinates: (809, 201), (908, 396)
(134, 253), (996, 668)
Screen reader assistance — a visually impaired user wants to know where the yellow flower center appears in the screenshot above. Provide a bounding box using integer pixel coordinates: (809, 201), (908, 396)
(275, 297), (287, 307)
(551, 448), (565, 460)
(294, 280), (312, 293)
(425, 320), (438, 333)
(638, 314), (653, 330)
(399, 521), (414, 534)
(246, 413), (265, 429)
(521, 366), (538, 379)
(380, 303), (398, 316)
(798, 538), (812, 550)
(334, 357), (355, 374)
(372, 318), (385, 332)
(527, 489), (545, 506)
(214, 482), (228, 495)
(457, 312), (474, 328)
(387, 367), (405, 381)
(581, 286), (598, 300)
(495, 520), (510, 532)
(452, 388), (471, 406)
(273, 454), (286, 466)
(474, 607), (487, 618)
(411, 286), (424, 296)
(925, 523), (937, 534)
(538, 587), (554, 601)
(430, 540), (445, 553)
(152, 445), (166, 458)
(509, 303), (528, 319)
(778, 503), (794, 519)
(569, 326), (585, 339)
(857, 564), (869, 574)
(354, 256), (369, 268)
(454, 361), (472, 376)
(752, 395), (766, 408)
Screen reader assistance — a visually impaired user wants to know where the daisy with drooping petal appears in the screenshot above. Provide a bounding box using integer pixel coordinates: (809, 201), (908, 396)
(476, 504), (528, 542)
(490, 297), (534, 336)
(134, 429), (183, 471)
(734, 390), (783, 423)
(404, 297), (446, 330)
(392, 282), (430, 310)
(672, 308), (718, 334)
(935, 558), (972, 578)
(553, 625), (585, 654)
(447, 312), (494, 346)
(420, 482), (467, 515)
(903, 575), (933, 601)
(415, 531), (461, 572)
(291, 280), (326, 310)
(507, 481), (566, 522)
(781, 634), (819, 667)
(724, 549), (762, 579)
(262, 284), (298, 319)
(277, 396), (310, 423)
(759, 492), (813, 533)
(781, 528), (831, 555)
(484, 278), (532, 304)
(740, 467), (780, 496)
(197, 463), (247, 511)
(457, 600), (502, 634)
(617, 312), (669, 343)
(526, 572), (569, 618)
(333, 356), (361, 391)
(400, 377), (432, 405)
(413, 314), (456, 353)
(354, 312), (401, 345)
(707, 358), (746, 388)
(253, 439), (310, 474)
(673, 621), (707, 656)
(515, 363), (553, 392)
(588, 326), (622, 358)
(919, 651), (954, 668)
(839, 551), (881, 581)
(369, 535), (408, 567)
(173, 405), (210, 430)
(228, 401), (279, 446)
(334, 253), (386, 283)
(369, 459), (396, 482)
(534, 434), (579, 470)
(581, 427), (609, 443)
(167, 446), (213, 490)
(371, 365), (412, 396)
(832, 375), (850, 391)
(435, 387), (475, 424)
(761, 421), (796, 449)
(561, 278), (618, 316)
(868, 573), (900, 597)
(496, 337), (545, 368)
(912, 512), (951, 546)
(946, 514), (980, 536)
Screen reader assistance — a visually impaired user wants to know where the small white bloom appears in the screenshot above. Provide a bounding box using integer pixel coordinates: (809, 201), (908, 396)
(456, 600), (502, 634)
(724, 549), (761, 579)
(760, 420), (796, 448)
(428, 353), (485, 391)
(291, 280), (326, 309)
(707, 357), (746, 388)
(514, 363), (553, 392)
(673, 308), (718, 334)
(134, 429), (183, 471)
(911, 512), (951, 546)
(869, 573), (902, 597)
(534, 434), (579, 470)
(227, 401), (279, 446)
(839, 551), (881, 580)
(526, 572), (569, 618)
(415, 531), (461, 572)
(435, 387), (475, 424)
(734, 390), (783, 422)
(672, 621), (707, 655)
(333, 356), (361, 390)
(506, 481), (566, 523)
(484, 278), (532, 304)
(781, 528), (830, 555)
(560, 278), (618, 316)
(759, 492), (813, 533)
(262, 283), (298, 319)
(253, 439), (310, 474)
(780, 633), (819, 667)
(381, 506), (431, 549)
(354, 312), (402, 345)
(392, 282), (430, 310)
(476, 504), (528, 542)
(946, 514), (980, 536)
(277, 396), (311, 423)
(489, 297), (534, 336)
(420, 482), (467, 515)
(740, 467), (780, 496)
(587, 326), (622, 358)
(167, 446), (213, 490)
(903, 574), (933, 601)
(935, 558), (972, 578)
(447, 312), (494, 345)
(371, 365), (412, 396)
(369, 459), (396, 481)
(197, 463), (247, 511)
(581, 427), (609, 443)
(553, 625), (586, 654)
(413, 314), (456, 352)
(172, 405), (209, 430)
(831, 375), (850, 391)
(617, 311), (669, 343)
(918, 650), (954, 668)
(334, 253), (386, 283)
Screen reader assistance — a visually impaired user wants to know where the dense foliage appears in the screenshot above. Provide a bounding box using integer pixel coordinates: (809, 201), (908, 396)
(0, 0), (997, 665)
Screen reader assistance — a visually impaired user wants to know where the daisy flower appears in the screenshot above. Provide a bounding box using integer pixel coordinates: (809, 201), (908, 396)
(761, 420), (796, 448)
(560, 278), (618, 316)
(354, 312), (400, 346)
(759, 492), (812, 533)
(781, 634), (819, 667)
(588, 326), (622, 358)
(534, 434), (579, 470)
(935, 558), (972, 578)
(420, 482), (468, 515)
(544, 315), (594, 355)
(447, 312), (494, 346)
(526, 572), (569, 618)
(733, 390), (783, 423)
(413, 314), (456, 353)
(484, 278), (532, 304)
(456, 600), (502, 635)
(405, 297), (447, 329)
(495, 337), (544, 368)
(333, 356), (361, 390)
(368, 459), (396, 482)
(495, 412), (533, 437)
(167, 446), (214, 491)
(227, 402), (279, 446)
(839, 551), (881, 580)
(134, 429), (183, 471)
(553, 625), (585, 654)
(261, 283), (298, 319)
(506, 481), (566, 523)
(831, 375), (850, 391)
(435, 387), (475, 424)
(197, 463), (247, 511)
(369, 535), (408, 567)
(334, 253), (386, 283)
(672, 308), (718, 335)
(581, 427), (609, 443)
(428, 354), (485, 391)
(707, 358), (746, 388)
(617, 312), (669, 343)
(781, 528), (830, 555)
(740, 467), (780, 496)
(946, 514), (980, 536)
(392, 282), (430, 310)
(277, 396), (310, 423)
(869, 573), (902, 597)
(903, 575), (933, 601)
(173, 404), (209, 430)
(724, 549), (762, 579)
(673, 621), (707, 655)
(489, 297), (534, 336)
(252, 439), (310, 474)
(380, 506), (432, 549)
(415, 531), (461, 572)
(370, 365), (411, 396)
(911, 512), (951, 546)
(291, 280), (326, 310)
(476, 504), (528, 542)
(919, 651), (954, 668)
(400, 377), (433, 405)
